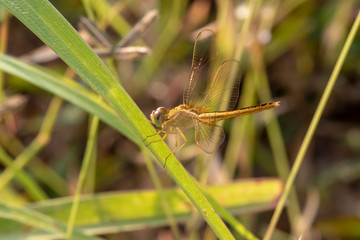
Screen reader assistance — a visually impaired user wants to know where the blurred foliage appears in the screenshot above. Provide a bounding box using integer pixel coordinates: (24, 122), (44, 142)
(1, 0), (360, 239)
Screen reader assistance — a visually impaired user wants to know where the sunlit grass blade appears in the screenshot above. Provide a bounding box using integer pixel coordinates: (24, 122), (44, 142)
(0, 0), (235, 238)
(0, 179), (282, 239)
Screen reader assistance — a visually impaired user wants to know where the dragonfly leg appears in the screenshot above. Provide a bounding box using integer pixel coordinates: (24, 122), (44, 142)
(164, 127), (188, 167)
(163, 127), (175, 167)
(143, 129), (164, 141)
(173, 127), (187, 155)
(144, 130), (167, 147)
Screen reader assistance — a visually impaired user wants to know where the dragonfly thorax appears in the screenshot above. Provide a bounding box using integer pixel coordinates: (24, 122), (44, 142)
(150, 107), (169, 127)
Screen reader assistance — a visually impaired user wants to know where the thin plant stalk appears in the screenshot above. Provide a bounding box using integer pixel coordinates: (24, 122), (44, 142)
(263, 10), (360, 240)
(66, 115), (99, 239)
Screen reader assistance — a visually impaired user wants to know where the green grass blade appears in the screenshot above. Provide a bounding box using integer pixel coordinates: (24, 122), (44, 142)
(0, 202), (101, 240)
(0, 54), (138, 145)
(0, 0), (235, 238)
(0, 179), (282, 238)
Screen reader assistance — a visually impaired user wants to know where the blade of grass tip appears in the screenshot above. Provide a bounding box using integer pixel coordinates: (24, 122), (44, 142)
(66, 116), (99, 240)
(1, 1), (235, 238)
(263, 10), (360, 240)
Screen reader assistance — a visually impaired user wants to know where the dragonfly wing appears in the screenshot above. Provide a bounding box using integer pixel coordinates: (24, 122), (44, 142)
(194, 119), (225, 154)
(196, 59), (241, 112)
(184, 29), (216, 106)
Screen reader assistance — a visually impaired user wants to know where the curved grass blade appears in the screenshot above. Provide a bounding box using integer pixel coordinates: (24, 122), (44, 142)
(0, 54), (138, 145)
(0, 0), (235, 238)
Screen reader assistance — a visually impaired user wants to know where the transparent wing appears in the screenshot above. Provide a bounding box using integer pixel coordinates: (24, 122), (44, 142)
(194, 120), (225, 154)
(184, 29), (216, 106)
(195, 59), (241, 112)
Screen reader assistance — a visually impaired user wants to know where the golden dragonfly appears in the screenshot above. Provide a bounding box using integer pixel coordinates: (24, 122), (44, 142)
(147, 29), (279, 164)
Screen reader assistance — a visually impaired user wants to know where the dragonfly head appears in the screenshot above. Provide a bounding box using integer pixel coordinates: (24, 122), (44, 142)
(150, 107), (168, 128)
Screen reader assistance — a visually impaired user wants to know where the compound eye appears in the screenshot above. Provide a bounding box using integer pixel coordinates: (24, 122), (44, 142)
(150, 107), (166, 127)
(153, 109), (161, 120)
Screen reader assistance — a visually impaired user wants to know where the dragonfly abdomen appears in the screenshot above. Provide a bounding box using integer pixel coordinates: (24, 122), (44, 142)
(199, 101), (280, 122)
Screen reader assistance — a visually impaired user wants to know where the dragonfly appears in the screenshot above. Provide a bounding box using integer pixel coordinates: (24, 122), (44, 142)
(146, 29), (279, 165)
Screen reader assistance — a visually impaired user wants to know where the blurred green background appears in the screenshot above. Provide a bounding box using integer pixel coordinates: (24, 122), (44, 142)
(1, 0), (360, 239)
